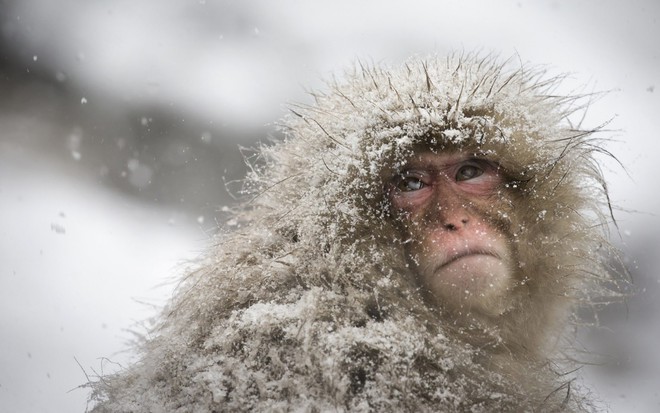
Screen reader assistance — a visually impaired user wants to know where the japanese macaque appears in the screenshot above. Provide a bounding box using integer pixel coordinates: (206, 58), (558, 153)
(89, 54), (622, 412)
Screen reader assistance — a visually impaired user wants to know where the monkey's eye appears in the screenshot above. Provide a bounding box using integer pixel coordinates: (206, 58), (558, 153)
(455, 164), (484, 181)
(393, 173), (428, 192)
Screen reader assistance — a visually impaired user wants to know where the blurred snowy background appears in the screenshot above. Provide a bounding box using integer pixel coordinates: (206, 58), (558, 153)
(0, 0), (658, 412)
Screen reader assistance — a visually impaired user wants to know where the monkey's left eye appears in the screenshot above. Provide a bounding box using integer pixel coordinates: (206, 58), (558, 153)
(455, 164), (484, 181)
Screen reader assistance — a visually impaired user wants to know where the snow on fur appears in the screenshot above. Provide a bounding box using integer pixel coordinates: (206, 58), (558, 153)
(88, 53), (621, 412)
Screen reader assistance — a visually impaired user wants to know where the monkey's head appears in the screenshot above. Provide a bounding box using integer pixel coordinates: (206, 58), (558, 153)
(386, 149), (517, 317)
(251, 54), (618, 357)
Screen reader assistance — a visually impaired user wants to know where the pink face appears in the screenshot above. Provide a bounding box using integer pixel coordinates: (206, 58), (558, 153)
(388, 151), (515, 316)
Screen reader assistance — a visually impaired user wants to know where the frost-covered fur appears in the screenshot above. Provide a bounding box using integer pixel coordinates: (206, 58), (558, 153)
(89, 54), (620, 412)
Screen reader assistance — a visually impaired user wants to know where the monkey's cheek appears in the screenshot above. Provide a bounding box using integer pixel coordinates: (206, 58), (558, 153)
(422, 255), (513, 316)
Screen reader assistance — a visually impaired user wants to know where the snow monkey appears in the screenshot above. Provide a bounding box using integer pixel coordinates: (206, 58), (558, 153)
(90, 54), (622, 412)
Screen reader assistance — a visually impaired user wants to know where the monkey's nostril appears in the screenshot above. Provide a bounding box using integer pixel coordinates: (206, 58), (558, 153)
(445, 217), (468, 231)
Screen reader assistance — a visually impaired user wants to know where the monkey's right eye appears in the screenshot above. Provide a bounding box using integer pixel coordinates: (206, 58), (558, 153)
(392, 173), (428, 192)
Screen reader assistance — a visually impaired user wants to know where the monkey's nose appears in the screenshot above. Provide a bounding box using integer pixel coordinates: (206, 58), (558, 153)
(444, 218), (469, 231)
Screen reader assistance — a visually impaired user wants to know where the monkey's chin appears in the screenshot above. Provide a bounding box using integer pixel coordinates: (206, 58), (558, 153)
(421, 254), (513, 316)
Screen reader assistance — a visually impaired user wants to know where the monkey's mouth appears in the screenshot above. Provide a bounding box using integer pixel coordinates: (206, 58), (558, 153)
(439, 250), (502, 270)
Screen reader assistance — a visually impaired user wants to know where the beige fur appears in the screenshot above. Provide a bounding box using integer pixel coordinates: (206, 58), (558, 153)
(89, 53), (622, 412)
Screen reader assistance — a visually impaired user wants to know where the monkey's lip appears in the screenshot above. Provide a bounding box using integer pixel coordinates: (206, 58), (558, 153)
(438, 250), (502, 269)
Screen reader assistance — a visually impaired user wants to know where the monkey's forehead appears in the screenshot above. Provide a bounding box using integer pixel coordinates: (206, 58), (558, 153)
(280, 54), (585, 172)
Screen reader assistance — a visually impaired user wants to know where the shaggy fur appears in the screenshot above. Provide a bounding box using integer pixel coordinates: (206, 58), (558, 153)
(89, 54), (621, 412)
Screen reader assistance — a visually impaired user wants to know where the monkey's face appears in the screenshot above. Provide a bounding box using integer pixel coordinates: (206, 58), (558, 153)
(387, 151), (517, 317)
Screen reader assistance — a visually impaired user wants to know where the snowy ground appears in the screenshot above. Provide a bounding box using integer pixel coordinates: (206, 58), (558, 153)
(1, 0), (659, 411)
